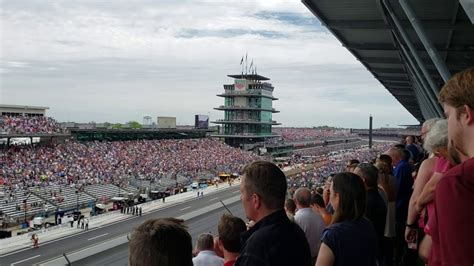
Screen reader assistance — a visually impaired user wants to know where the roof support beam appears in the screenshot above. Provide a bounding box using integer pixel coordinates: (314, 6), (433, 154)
(380, 77), (409, 82)
(386, 85), (412, 89)
(391, 90), (414, 96)
(399, 0), (452, 82)
(413, 83), (436, 119)
(361, 57), (471, 69)
(327, 19), (473, 30)
(371, 67), (406, 74)
(347, 43), (470, 51)
(382, 0), (444, 117)
(405, 55), (441, 118)
(383, 80), (410, 85)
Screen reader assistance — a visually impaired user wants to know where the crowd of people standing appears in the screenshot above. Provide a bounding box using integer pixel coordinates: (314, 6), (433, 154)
(1, 138), (260, 194)
(0, 115), (64, 134)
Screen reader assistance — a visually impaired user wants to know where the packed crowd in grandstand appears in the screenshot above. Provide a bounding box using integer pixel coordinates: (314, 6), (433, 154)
(0, 115), (65, 134)
(1, 138), (260, 191)
(272, 127), (355, 142)
(286, 143), (392, 189)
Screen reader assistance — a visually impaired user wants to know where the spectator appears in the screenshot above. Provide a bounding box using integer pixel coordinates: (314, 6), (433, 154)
(310, 193), (331, 226)
(284, 199), (296, 222)
(405, 119), (450, 263)
(374, 160), (397, 266)
(419, 118), (442, 160)
(322, 174), (334, 215)
(217, 214), (247, 266)
(235, 161), (311, 266)
(129, 218), (192, 266)
(31, 233), (39, 248)
(376, 154), (393, 171)
(405, 135), (421, 164)
(430, 67), (474, 265)
(0, 115), (64, 134)
(385, 146), (415, 265)
(193, 233), (224, 266)
(354, 163), (387, 265)
(345, 159), (359, 173)
(84, 218), (89, 230)
(316, 172), (377, 266)
(293, 187), (325, 264)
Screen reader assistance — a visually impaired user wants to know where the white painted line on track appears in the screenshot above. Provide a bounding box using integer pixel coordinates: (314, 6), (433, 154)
(232, 190), (240, 194)
(180, 206), (192, 211)
(11, 254), (41, 265)
(88, 233), (109, 241)
(209, 197), (218, 201)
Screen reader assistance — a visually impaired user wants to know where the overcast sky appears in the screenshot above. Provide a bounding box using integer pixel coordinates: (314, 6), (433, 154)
(0, 0), (419, 128)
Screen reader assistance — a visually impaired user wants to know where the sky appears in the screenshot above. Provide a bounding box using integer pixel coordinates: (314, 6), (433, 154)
(0, 0), (420, 128)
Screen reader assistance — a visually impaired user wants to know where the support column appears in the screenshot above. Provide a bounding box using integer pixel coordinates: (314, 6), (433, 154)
(399, 0), (452, 82)
(382, 0), (444, 110)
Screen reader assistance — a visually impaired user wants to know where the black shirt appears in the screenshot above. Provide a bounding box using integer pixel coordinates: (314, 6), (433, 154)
(365, 188), (387, 261)
(235, 209), (312, 266)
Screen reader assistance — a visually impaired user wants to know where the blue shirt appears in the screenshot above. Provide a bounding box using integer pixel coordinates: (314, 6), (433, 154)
(393, 160), (413, 223)
(321, 218), (377, 266)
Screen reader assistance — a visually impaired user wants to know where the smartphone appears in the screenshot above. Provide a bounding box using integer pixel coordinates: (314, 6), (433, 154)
(408, 230), (418, 250)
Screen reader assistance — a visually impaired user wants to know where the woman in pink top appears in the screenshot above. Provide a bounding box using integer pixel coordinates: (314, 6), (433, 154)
(411, 120), (453, 263)
(405, 119), (441, 245)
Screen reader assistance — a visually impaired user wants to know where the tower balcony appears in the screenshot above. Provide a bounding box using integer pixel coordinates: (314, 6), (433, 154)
(212, 119), (281, 125)
(214, 105), (279, 113)
(217, 90), (278, 100)
(224, 83), (274, 91)
(210, 132), (281, 138)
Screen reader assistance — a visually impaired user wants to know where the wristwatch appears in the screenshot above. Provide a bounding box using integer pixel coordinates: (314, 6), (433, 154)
(406, 222), (417, 229)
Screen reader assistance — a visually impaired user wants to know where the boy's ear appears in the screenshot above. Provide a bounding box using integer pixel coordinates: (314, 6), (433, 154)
(463, 105), (474, 125)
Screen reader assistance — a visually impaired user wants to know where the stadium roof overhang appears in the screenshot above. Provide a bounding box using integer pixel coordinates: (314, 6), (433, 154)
(302, 0), (474, 122)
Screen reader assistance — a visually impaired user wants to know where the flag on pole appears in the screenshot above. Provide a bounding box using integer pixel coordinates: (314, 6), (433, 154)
(245, 53), (248, 74)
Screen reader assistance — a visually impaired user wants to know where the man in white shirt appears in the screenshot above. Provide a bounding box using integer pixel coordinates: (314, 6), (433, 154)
(193, 233), (223, 266)
(293, 187), (325, 265)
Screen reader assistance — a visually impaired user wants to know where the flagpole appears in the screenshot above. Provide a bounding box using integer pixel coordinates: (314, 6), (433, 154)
(245, 53), (248, 75)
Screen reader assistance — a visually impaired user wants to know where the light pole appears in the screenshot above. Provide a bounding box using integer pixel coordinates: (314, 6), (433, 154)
(23, 192), (32, 225)
(117, 182), (121, 197)
(75, 190), (79, 211)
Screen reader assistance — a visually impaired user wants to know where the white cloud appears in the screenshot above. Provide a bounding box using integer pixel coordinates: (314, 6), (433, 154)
(0, 0), (418, 128)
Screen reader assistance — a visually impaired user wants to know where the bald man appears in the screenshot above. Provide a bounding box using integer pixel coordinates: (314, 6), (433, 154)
(293, 187), (325, 264)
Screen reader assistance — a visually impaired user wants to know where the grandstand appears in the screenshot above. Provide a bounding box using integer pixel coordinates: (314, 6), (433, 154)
(43, 185), (96, 211)
(0, 190), (56, 222)
(84, 184), (124, 202)
(70, 128), (209, 142)
(0, 104), (49, 117)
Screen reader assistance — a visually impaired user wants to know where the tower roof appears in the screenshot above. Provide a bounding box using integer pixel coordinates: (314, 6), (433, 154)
(227, 74), (270, 81)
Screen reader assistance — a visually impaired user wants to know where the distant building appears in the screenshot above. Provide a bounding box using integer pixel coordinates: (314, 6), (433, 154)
(157, 117), (176, 129)
(212, 73), (280, 148)
(0, 104), (49, 117)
